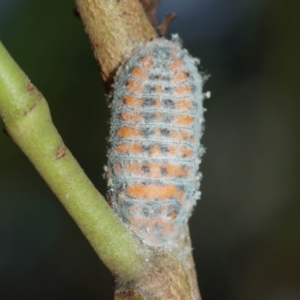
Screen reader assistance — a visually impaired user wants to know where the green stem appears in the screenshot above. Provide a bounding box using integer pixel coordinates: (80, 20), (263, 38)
(0, 41), (147, 280)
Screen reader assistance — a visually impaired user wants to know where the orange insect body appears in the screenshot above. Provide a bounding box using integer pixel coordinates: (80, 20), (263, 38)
(106, 35), (206, 247)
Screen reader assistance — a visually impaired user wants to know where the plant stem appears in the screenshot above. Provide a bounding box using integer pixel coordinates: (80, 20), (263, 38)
(75, 0), (157, 83)
(0, 41), (147, 280)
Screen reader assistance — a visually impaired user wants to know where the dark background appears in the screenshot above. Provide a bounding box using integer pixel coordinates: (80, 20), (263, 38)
(1, 1), (300, 299)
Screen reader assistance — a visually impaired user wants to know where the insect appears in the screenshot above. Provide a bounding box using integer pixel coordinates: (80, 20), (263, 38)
(105, 35), (207, 247)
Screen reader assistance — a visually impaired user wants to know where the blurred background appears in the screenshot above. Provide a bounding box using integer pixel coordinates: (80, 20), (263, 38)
(0, 0), (300, 299)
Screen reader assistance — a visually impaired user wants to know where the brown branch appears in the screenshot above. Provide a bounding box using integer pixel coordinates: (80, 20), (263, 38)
(139, 0), (176, 36)
(74, 1), (201, 299)
(75, 0), (157, 85)
(157, 12), (176, 36)
(139, 0), (160, 28)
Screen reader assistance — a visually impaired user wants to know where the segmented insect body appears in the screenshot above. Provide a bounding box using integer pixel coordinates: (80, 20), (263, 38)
(106, 35), (206, 247)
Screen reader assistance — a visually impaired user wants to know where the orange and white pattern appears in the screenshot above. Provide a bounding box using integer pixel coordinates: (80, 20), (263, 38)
(105, 35), (207, 247)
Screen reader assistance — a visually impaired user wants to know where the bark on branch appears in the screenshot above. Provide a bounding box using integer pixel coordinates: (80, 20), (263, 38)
(75, 0), (157, 84)
(75, 1), (202, 299)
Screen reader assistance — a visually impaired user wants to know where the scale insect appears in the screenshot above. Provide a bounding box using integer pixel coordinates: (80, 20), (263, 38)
(105, 35), (207, 247)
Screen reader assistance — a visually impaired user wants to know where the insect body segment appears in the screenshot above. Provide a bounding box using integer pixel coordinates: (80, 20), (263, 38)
(106, 36), (205, 247)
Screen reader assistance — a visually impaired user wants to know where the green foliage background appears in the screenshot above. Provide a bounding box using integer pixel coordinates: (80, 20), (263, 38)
(0, 1), (300, 299)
